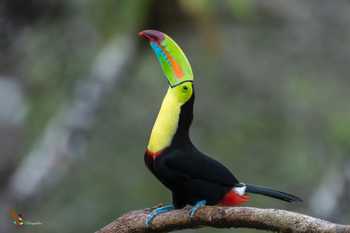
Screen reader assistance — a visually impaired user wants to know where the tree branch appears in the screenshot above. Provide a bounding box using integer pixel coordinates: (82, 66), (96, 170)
(96, 206), (350, 233)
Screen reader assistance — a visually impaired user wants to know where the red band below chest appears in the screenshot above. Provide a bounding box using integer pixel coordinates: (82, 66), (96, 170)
(219, 190), (250, 206)
(146, 149), (163, 160)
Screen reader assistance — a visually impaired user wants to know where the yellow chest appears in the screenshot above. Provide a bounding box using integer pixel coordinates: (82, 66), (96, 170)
(147, 89), (181, 153)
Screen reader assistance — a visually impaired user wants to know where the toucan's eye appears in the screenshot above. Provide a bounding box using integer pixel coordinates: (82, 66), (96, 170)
(182, 86), (188, 91)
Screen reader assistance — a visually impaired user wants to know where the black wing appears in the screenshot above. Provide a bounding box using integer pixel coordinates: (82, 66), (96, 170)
(164, 148), (240, 187)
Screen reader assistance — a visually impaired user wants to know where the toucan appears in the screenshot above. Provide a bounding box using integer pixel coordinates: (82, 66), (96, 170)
(139, 29), (302, 225)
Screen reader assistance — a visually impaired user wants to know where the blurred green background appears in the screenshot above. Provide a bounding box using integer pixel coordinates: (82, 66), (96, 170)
(0, 0), (349, 233)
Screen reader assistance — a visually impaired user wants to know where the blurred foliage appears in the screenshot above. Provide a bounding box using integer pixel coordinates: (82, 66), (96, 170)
(1, 0), (350, 233)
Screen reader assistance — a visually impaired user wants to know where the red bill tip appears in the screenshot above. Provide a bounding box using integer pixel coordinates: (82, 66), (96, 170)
(138, 30), (164, 42)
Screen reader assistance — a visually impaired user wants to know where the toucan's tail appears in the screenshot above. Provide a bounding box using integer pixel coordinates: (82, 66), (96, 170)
(245, 184), (302, 203)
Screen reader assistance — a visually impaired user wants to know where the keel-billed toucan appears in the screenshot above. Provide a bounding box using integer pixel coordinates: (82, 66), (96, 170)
(139, 29), (301, 225)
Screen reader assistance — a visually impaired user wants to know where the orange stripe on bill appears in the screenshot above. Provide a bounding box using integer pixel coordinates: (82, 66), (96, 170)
(163, 49), (184, 78)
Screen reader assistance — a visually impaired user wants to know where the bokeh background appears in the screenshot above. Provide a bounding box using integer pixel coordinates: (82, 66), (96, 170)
(0, 0), (349, 233)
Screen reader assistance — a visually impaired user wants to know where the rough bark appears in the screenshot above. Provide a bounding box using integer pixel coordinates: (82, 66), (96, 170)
(96, 206), (350, 233)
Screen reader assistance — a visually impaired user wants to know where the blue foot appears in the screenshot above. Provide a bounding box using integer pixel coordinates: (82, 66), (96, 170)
(189, 200), (206, 217)
(145, 204), (174, 226)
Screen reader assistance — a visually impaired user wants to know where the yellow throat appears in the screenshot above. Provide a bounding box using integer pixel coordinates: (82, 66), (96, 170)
(147, 88), (182, 153)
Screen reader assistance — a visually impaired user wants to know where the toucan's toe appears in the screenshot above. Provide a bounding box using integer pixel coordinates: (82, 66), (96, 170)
(145, 204), (174, 226)
(189, 200), (206, 217)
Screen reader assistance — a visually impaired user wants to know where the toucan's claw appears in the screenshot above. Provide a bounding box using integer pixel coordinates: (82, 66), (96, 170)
(145, 204), (174, 226)
(148, 203), (164, 211)
(189, 200), (206, 217)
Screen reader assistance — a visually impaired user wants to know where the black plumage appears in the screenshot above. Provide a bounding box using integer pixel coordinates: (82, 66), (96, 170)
(145, 90), (301, 209)
(146, 93), (239, 208)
